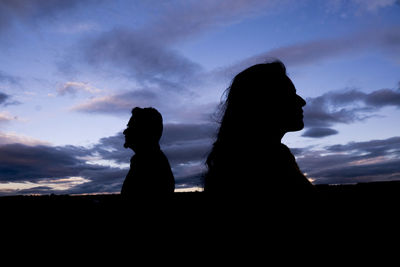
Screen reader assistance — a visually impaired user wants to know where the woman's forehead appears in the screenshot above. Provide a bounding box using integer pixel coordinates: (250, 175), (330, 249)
(127, 116), (135, 127)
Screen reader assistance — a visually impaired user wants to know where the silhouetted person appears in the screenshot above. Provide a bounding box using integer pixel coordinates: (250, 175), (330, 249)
(121, 107), (175, 202)
(204, 61), (317, 204)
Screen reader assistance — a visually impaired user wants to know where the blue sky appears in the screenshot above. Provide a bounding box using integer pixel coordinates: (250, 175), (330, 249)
(0, 0), (399, 195)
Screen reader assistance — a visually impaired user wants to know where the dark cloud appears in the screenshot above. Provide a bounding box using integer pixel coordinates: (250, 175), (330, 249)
(325, 136), (400, 156)
(1, 131), (400, 194)
(0, 142), (128, 195)
(0, 92), (10, 105)
(164, 141), (211, 166)
(89, 132), (131, 165)
(302, 127), (338, 138)
(365, 88), (400, 107)
(91, 123), (216, 175)
(0, 143), (92, 181)
(303, 90), (373, 127)
(161, 123), (217, 145)
(0, 122), (216, 195)
(301, 87), (400, 138)
(175, 173), (204, 190)
(296, 136), (400, 184)
(83, 27), (202, 86)
(0, 92), (20, 107)
(0, 70), (20, 85)
(161, 123), (215, 172)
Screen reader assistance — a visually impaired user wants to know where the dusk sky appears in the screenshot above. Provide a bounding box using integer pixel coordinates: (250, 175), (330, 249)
(0, 0), (400, 195)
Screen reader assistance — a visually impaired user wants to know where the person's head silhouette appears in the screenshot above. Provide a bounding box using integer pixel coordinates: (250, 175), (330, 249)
(123, 107), (163, 153)
(205, 60), (312, 196)
(218, 60), (306, 142)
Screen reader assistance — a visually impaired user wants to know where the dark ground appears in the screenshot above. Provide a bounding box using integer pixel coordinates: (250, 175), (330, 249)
(2, 181), (400, 217)
(2, 182), (399, 251)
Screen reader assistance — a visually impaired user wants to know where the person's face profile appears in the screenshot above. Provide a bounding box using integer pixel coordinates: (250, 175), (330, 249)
(123, 117), (137, 149)
(277, 76), (306, 132)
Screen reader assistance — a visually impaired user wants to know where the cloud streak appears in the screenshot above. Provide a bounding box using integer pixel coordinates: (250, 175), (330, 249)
(221, 27), (400, 78)
(57, 82), (101, 96)
(297, 136), (400, 184)
(70, 90), (160, 114)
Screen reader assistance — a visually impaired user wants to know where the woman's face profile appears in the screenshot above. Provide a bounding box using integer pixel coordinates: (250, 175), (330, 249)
(275, 76), (306, 133)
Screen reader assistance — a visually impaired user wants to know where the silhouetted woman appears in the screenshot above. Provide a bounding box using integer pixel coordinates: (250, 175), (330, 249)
(121, 107), (175, 201)
(204, 61), (316, 203)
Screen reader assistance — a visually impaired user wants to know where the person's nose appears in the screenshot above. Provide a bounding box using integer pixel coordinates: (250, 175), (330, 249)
(297, 95), (306, 107)
(123, 128), (127, 135)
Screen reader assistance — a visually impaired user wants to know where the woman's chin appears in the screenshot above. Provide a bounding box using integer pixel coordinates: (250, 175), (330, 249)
(287, 122), (304, 132)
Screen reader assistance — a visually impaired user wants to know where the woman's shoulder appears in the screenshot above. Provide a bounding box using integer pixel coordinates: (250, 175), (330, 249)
(279, 143), (296, 161)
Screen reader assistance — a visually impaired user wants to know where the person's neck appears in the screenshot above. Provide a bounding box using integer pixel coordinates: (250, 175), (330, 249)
(133, 143), (160, 154)
(263, 131), (285, 146)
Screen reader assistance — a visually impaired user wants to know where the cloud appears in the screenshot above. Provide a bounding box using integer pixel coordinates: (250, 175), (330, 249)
(0, 92), (10, 105)
(161, 123), (217, 145)
(0, 142), (127, 195)
(0, 143), (92, 181)
(302, 127), (339, 138)
(0, 70), (20, 85)
(83, 27), (203, 85)
(222, 27), (400, 78)
(300, 86), (400, 138)
(70, 90), (160, 114)
(303, 90), (372, 128)
(1, 126), (399, 194)
(325, 136), (400, 155)
(296, 136), (400, 184)
(0, 112), (18, 125)
(57, 82), (101, 96)
(365, 88), (400, 107)
(90, 122), (217, 177)
(64, 0), (283, 114)
(0, 0), (96, 32)
(0, 92), (20, 107)
(70, 87), (218, 125)
(0, 131), (50, 146)
(0, 121), (217, 195)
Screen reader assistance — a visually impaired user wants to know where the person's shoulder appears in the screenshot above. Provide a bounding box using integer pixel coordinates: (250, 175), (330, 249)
(280, 143), (290, 151)
(279, 143), (293, 157)
(157, 149), (169, 160)
(130, 154), (138, 164)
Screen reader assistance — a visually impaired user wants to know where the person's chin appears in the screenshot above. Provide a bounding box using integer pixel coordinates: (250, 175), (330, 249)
(288, 121), (304, 132)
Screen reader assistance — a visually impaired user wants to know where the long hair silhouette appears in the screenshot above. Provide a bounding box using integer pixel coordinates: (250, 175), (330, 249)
(204, 61), (316, 201)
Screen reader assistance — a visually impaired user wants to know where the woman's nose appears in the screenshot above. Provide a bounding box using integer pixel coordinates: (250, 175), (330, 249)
(297, 95), (306, 107)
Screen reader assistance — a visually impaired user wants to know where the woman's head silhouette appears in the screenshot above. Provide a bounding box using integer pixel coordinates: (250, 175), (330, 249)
(218, 60), (306, 141)
(205, 60), (312, 195)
